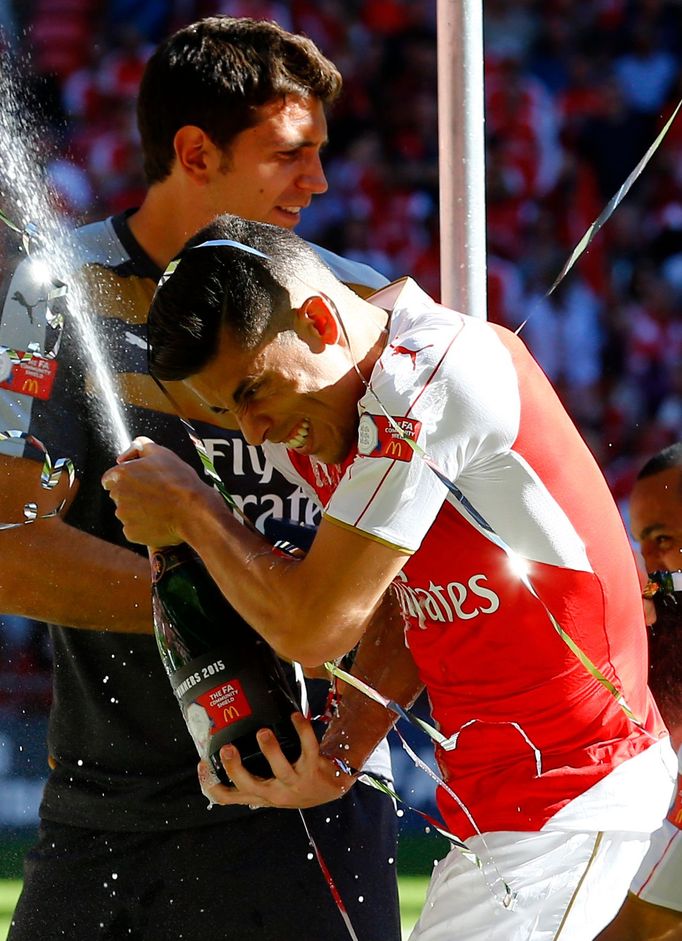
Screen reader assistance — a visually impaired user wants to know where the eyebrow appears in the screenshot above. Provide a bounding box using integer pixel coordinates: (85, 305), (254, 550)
(231, 377), (256, 409)
(275, 135), (329, 151)
(201, 383), (249, 415)
(639, 522), (666, 540)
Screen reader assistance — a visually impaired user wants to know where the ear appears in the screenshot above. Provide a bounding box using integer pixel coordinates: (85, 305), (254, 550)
(173, 125), (217, 184)
(296, 295), (339, 346)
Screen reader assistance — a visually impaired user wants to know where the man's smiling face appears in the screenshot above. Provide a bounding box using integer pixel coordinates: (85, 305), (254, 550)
(630, 467), (682, 573)
(186, 321), (361, 466)
(208, 95), (329, 229)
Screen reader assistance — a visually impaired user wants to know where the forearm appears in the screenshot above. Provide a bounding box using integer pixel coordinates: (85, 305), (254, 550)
(0, 517), (152, 633)
(179, 491), (378, 664)
(320, 585), (424, 772)
(104, 438), (407, 659)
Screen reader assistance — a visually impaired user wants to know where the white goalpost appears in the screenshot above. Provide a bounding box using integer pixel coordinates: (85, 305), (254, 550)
(437, 0), (487, 319)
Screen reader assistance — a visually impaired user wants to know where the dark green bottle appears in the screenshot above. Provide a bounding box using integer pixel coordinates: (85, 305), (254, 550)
(150, 543), (301, 785)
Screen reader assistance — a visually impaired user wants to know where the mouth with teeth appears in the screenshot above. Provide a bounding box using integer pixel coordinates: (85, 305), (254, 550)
(283, 418), (310, 450)
(274, 205), (306, 227)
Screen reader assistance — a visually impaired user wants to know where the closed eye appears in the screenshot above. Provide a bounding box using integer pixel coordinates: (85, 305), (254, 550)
(232, 381), (262, 416)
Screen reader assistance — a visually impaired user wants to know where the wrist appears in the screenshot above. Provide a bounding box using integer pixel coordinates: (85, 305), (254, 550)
(320, 750), (360, 780)
(180, 485), (228, 547)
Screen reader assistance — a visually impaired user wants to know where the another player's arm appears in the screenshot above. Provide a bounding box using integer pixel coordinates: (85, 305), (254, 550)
(595, 892), (682, 941)
(320, 583), (424, 772)
(0, 455), (151, 632)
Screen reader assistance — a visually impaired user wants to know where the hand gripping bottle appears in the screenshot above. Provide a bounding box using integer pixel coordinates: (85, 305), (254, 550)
(150, 543), (302, 785)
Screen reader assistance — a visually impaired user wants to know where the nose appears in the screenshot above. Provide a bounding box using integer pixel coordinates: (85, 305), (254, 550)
(641, 542), (669, 574)
(299, 151), (328, 195)
(656, 546), (682, 572)
(641, 544), (658, 573)
(237, 409), (270, 447)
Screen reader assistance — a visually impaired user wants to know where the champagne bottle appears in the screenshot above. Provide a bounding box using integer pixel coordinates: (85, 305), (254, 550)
(150, 542), (302, 785)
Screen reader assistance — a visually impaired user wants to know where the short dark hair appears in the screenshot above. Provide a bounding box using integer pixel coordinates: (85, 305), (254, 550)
(137, 16), (342, 185)
(148, 213), (335, 380)
(637, 442), (682, 480)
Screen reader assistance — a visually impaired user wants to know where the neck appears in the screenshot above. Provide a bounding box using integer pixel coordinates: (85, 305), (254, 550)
(127, 180), (213, 269)
(349, 299), (389, 386)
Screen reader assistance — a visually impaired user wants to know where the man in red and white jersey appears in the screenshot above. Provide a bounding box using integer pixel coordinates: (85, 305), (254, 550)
(104, 215), (676, 941)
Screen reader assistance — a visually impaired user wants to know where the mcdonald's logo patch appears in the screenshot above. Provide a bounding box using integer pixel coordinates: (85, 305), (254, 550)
(0, 352), (57, 400)
(197, 677), (253, 731)
(357, 413), (422, 463)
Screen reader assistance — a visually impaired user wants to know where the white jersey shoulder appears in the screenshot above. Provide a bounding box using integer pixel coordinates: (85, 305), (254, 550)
(307, 242), (389, 291)
(72, 216), (129, 268)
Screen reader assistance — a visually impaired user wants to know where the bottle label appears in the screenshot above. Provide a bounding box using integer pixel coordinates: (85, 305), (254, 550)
(196, 677), (253, 729)
(171, 651), (255, 759)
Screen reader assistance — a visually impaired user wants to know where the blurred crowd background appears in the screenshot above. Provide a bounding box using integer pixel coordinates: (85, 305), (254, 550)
(0, 0), (681, 830)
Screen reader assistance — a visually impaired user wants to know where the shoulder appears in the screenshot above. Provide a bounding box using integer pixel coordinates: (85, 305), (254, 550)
(73, 216), (129, 270)
(388, 303), (522, 380)
(367, 301), (525, 450)
(1, 218), (130, 311)
(306, 242), (389, 294)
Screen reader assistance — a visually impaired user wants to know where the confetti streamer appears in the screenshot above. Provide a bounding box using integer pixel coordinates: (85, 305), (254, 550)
(158, 239), (269, 289)
(515, 97), (682, 334)
(147, 374), (254, 528)
(0, 430), (75, 530)
(297, 810), (361, 941)
(392, 733), (516, 910)
(325, 659), (517, 908)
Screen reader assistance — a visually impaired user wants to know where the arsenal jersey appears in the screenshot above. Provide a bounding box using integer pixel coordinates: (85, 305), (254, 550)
(270, 278), (666, 839)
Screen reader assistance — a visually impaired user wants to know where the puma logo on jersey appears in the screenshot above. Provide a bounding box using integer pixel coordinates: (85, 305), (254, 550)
(394, 569), (500, 628)
(390, 342), (434, 368)
(12, 290), (43, 325)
